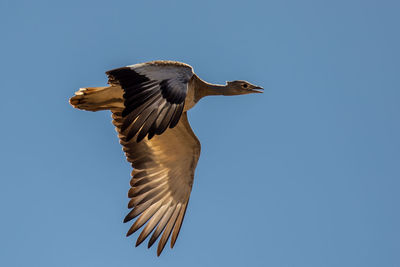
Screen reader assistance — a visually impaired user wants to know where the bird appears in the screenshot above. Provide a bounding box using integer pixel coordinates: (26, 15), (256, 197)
(69, 60), (263, 256)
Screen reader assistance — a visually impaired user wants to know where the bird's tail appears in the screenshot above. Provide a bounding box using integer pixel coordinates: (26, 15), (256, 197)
(69, 86), (124, 112)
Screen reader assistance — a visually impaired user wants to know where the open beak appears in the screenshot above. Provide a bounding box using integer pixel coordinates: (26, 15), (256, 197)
(250, 86), (264, 93)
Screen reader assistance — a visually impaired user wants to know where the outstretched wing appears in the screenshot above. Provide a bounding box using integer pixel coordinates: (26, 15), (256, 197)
(106, 61), (194, 142)
(112, 111), (201, 256)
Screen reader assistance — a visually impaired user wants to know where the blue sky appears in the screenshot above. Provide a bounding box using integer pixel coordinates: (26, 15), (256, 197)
(1, 0), (399, 266)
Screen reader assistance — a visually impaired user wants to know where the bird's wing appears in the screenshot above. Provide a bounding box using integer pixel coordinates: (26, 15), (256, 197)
(106, 61), (194, 142)
(112, 111), (201, 256)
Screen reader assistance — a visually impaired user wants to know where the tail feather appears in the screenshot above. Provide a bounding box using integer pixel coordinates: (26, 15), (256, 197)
(69, 86), (124, 112)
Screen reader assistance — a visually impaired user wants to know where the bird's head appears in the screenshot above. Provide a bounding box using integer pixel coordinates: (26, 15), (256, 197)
(225, 80), (263, 95)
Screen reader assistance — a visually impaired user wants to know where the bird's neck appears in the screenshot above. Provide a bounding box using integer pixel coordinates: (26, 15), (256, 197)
(193, 75), (238, 100)
(203, 83), (230, 95)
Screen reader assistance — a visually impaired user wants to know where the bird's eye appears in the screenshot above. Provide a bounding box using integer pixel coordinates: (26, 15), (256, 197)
(242, 83), (248, 88)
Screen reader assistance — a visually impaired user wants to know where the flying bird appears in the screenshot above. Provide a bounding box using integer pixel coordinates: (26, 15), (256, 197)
(69, 60), (263, 256)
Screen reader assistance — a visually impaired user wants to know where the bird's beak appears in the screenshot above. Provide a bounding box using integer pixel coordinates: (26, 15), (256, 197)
(250, 86), (264, 93)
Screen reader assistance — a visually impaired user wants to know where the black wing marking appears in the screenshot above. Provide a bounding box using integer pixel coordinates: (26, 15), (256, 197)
(106, 67), (190, 142)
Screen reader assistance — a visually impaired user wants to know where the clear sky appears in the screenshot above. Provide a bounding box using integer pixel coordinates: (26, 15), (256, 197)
(1, 0), (399, 266)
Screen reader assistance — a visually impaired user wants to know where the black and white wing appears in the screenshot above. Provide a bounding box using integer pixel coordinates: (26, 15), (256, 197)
(106, 61), (194, 142)
(112, 111), (201, 256)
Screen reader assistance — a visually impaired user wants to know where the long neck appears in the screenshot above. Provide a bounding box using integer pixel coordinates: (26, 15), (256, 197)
(193, 75), (238, 100)
(203, 82), (229, 95)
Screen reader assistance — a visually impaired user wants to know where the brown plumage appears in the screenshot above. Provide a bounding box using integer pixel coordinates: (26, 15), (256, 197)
(69, 60), (262, 256)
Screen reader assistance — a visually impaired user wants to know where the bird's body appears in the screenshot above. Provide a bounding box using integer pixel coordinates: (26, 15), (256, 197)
(70, 60), (262, 256)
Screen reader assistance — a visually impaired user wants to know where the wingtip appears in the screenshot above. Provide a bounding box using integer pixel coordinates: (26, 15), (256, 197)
(170, 238), (176, 249)
(148, 235), (157, 248)
(126, 226), (134, 237)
